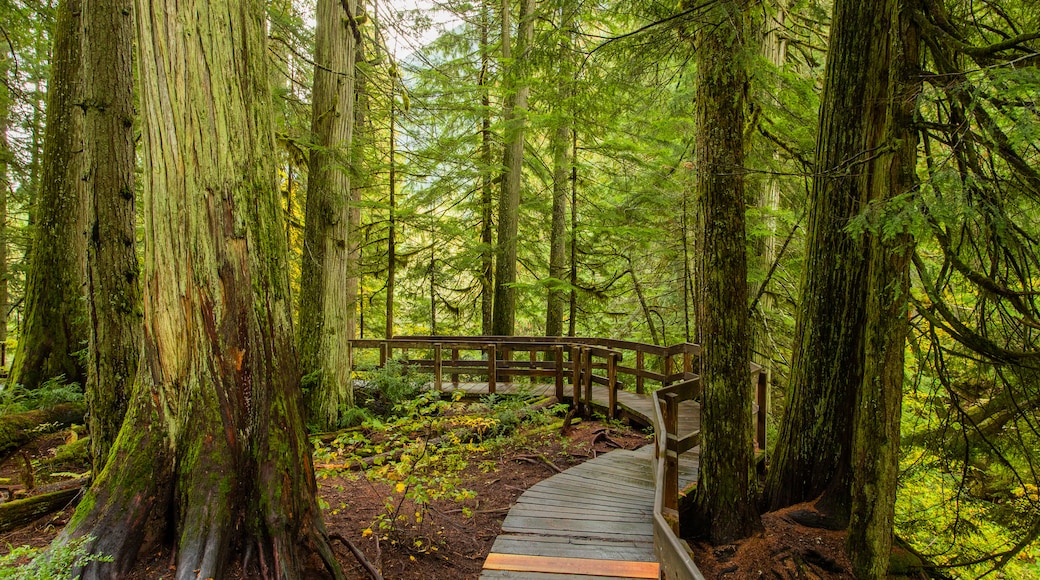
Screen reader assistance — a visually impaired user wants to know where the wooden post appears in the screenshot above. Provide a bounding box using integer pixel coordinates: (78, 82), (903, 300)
(663, 353), (672, 386)
(757, 369), (768, 451)
(607, 352), (619, 420)
(571, 346), (581, 413)
(433, 343), (442, 391)
(683, 349), (693, 380)
(487, 344), (497, 394)
(554, 345), (564, 401)
(451, 347), (459, 387)
(662, 391), (680, 533)
(583, 348), (592, 417)
(636, 350), (644, 395)
(379, 342), (387, 367)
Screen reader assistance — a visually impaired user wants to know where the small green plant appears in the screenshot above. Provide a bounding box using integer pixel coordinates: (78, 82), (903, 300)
(0, 376), (83, 416)
(355, 359), (432, 417)
(0, 535), (112, 579)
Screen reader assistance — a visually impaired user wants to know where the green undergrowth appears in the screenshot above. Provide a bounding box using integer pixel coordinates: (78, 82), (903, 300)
(0, 535), (111, 579)
(0, 375), (82, 416)
(312, 366), (569, 553)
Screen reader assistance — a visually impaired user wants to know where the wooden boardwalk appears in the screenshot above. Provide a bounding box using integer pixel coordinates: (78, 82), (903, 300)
(436, 382), (701, 579)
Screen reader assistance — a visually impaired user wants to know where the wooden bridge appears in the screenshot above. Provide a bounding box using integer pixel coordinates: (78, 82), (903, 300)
(351, 336), (767, 580)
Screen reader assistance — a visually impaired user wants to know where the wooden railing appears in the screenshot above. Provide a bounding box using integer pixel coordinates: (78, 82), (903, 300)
(349, 336), (702, 421)
(651, 364), (767, 580)
(350, 335), (768, 579)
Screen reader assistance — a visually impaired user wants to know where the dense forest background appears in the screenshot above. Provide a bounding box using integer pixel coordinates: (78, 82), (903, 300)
(0, 0), (1038, 577)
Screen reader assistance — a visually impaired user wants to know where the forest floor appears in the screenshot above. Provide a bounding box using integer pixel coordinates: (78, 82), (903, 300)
(0, 421), (859, 579)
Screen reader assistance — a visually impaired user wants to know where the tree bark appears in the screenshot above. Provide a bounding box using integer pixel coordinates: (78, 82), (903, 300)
(0, 485), (82, 534)
(0, 48), (9, 369)
(544, 0), (573, 337)
(10, 0), (88, 391)
(848, 1), (919, 576)
(299, 0), (358, 431)
(81, 0), (142, 474)
(479, 0), (495, 336)
(61, 0), (344, 577)
(687, 0), (761, 544)
(762, 0), (880, 519)
(491, 0), (535, 336)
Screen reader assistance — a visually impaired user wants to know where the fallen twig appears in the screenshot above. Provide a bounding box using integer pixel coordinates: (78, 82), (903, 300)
(330, 533), (384, 580)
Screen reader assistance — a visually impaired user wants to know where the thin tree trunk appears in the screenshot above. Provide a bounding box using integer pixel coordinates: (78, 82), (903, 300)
(545, 0), (573, 337)
(299, 0), (359, 430)
(751, 0), (788, 401)
(568, 130), (578, 337)
(10, 0), (88, 391)
(687, 0), (760, 544)
(62, 0), (344, 576)
(386, 96), (397, 339)
(0, 49), (9, 368)
(479, 0), (494, 336)
(81, 0), (142, 473)
(491, 0), (535, 336)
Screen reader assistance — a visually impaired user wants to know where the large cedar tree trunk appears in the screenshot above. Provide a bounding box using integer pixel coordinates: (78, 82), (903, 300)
(299, 0), (358, 430)
(762, 0), (882, 519)
(81, 0), (142, 471)
(10, 0), (88, 390)
(62, 0), (344, 577)
(491, 0), (535, 336)
(848, 0), (919, 575)
(686, 0), (761, 544)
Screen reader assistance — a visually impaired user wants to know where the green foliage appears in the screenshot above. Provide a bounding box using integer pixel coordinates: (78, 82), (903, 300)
(0, 535), (112, 579)
(313, 386), (561, 552)
(354, 359), (432, 418)
(0, 375), (83, 416)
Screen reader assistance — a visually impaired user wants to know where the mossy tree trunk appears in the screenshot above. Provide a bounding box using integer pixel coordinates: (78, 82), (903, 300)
(762, 0), (882, 519)
(61, 0), (344, 577)
(10, 0), (88, 391)
(687, 0), (761, 544)
(81, 0), (142, 473)
(848, 0), (919, 576)
(299, 0), (358, 431)
(0, 48), (9, 368)
(491, 0), (535, 336)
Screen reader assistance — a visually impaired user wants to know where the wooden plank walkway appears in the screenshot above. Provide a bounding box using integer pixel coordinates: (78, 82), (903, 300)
(436, 382), (700, 579)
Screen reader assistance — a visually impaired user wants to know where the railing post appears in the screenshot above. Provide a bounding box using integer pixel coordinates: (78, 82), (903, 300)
(379, 342), (387, 367)
(608, 352), (619, 420)
(451, 347), (459, 387)
(684, 349), (693, 381)
(433, 343), (443, 391)
(571, 346), (581, 414)
(487, 344), (497, 394)
(661, 391), (680, 534)
(554, 345), (564, 401)
(636, 350), (644, 395)
(663, 353), (673, 387)
(583, 348), (593, 417)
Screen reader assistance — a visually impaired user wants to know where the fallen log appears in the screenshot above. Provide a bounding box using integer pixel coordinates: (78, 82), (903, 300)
(0, 403), (85, 465)
(0, 481), (83, 533)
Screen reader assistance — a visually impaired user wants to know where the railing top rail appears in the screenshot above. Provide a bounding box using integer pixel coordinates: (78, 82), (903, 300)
(350, 335), (701, 358)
